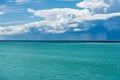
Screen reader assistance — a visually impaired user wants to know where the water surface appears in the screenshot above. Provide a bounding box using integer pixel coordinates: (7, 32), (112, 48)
(0, 42), (120, 80)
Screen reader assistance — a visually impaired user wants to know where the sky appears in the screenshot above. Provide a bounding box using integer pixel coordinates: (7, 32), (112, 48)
(0, 0), (120, 40)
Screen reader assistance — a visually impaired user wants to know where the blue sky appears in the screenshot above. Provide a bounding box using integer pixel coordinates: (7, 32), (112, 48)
(0, 0), (120, 40)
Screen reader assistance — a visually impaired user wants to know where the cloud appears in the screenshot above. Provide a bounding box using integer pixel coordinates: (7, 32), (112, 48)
(0, 5), (6, 15)
(0, 5), (24, 14)
(57, 0), (79, 1)
(0, 21), (24, 25)
(14, 0), (29, 3)
(0, 7), (120, 35)
(27, 8), (91, 21)
(0, 11), (5, 15)
(15, 0), (29, 3)
(74, 28), (82, 32)
(75, 13), (120, 22)
(0, 0), (120, 35)
(28, 8), (120, 23)
(76, 0), (110, 12)
(106, 0), (120, 13)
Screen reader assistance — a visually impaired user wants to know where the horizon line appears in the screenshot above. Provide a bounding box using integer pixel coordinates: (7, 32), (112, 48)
(0, 40), (120, 43)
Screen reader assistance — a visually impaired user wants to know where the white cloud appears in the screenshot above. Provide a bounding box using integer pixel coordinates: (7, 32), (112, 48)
(28, 8), (120, 23)
(76, 0), (110, 12)
(75, 13), (120, 22)
(74, 28), (82, 32)
(0, 20), (68, 35)
(0, 21), (24, 25)
(0, 0), (120, 35)
(0, 11), (5, 15)
(57, 0), (79, 1)
(15, 0), (29, 3)
(0, 5), (24, 14)
(27, 8), (91, 21)
(0, 7), (120, 35)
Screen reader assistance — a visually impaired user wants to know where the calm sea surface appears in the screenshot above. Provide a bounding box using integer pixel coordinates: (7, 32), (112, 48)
(0, 42), (120, 80)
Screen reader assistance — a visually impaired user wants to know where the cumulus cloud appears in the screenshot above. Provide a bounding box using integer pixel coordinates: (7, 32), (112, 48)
(76, 0), (110, 12)
(0, 8), (120, 35)
(28, 8), (120, 23)
(0, 0), (120, 35)
(75, 12), (120, 22)
(0, 21), (68, 35)
(27, 8), (91, 21)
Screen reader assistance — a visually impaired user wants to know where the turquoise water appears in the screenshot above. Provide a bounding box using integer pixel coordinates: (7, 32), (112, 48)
(0, 42), (120, 80)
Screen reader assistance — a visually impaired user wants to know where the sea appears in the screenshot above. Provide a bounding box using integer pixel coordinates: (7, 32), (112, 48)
(0, 41), (120, 80)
